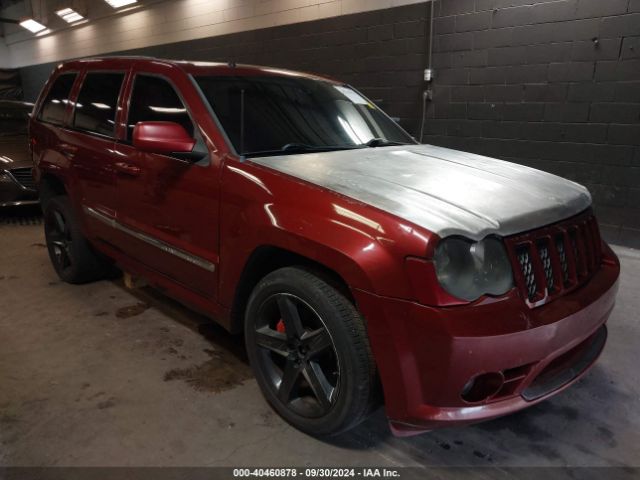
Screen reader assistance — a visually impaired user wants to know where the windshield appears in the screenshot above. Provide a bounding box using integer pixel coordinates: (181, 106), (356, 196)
(0, 104), (31, 136)
(194, 75), (415, 157)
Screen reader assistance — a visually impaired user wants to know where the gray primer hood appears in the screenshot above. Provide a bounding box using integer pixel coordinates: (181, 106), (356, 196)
(251, 144), (592, 240)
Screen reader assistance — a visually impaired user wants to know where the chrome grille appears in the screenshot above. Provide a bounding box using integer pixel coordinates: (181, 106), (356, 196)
(506, 212), (602, 307)
(555, 235), (569, 285)
(538, 241), (554, 292)
(517, 246), (537, 301)
(9, 167), (35, 190)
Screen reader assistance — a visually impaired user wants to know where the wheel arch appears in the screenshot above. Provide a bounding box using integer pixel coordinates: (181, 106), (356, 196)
(38, 173), (68, 210)
(229, 245), (355, 334)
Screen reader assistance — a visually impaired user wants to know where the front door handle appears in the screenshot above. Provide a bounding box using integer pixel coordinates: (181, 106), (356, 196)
(114, 162), (141, 176)
(58, 143), (78, 158)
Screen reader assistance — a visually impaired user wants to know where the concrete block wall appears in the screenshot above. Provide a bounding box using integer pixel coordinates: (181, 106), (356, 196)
(423, 0), (640, 247)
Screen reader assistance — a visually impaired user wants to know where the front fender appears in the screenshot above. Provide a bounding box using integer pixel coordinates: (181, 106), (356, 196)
(218, 160), (436, 307)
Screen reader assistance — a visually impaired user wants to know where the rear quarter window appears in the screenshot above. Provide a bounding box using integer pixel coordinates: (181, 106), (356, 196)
(38, 73), (77, 126)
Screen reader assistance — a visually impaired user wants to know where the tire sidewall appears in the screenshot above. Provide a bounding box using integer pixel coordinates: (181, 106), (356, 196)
(45, 196), (75, 282)
(245, 267), (370, 436)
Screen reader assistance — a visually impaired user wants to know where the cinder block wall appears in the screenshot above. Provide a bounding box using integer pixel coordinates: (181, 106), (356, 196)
(424, 0), (640, 247)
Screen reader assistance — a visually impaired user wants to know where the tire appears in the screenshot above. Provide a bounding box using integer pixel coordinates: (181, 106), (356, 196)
(44, 195), (113, 284)
(245, 266), (376, 436)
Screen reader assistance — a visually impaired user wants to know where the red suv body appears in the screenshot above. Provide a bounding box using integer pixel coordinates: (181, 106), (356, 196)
(30, 57), (620, 436)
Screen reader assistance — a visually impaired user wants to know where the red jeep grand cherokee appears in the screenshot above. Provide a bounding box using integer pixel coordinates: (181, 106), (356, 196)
(30, 57), (620, 437)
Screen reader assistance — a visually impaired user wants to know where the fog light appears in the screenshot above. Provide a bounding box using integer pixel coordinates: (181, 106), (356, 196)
(461, 372), (504, 403)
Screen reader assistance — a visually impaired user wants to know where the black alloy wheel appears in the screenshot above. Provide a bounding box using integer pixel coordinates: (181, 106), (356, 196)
(245, 266), (376, 436)
(254, 293), (340, 418)
(46, 208), (73, 274)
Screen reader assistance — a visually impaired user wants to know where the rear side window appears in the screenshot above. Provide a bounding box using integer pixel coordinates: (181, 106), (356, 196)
(73, 72), (124, 137)
(38, 73), (77, 125)
(127, 75), (194, 140)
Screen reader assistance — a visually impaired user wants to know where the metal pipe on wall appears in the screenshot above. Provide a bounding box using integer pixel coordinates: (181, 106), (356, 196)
(419, 0), (435, 142)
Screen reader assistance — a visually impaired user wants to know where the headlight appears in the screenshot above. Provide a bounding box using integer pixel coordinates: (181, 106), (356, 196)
(434, 236), (514, 302)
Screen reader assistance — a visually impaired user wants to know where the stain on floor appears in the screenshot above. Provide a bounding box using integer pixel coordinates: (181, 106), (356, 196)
(164, 348), (253, 393)
(97, 397), (116, 410)
(0, 413), (19, 425)
(115, 302), (150, 319)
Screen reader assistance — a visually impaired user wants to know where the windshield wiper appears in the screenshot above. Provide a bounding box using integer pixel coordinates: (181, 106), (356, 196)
(281, 143), (326, 152)
(364, 138), (409, 148)
(242, 138), (412, 158)
(244, 143), (362, 158)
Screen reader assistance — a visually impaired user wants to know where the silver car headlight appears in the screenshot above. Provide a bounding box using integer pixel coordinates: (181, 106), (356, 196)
(434, 236), (514, 302)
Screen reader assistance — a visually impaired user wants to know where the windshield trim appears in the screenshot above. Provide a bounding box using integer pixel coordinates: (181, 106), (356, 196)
(343, 82), (418, 146)
(189, 73), (240, 158)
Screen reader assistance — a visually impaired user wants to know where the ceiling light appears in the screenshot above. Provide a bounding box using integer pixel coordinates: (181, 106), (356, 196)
(19, 19), (46, 33)
(56, 8), (85, 24)
(104, 0), (137, 8)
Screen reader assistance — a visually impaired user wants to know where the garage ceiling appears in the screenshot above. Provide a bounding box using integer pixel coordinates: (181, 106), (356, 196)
(0, 0), (157, 39)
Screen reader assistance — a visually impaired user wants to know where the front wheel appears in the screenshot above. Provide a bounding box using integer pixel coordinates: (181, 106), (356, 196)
(245, 267), (376, 436)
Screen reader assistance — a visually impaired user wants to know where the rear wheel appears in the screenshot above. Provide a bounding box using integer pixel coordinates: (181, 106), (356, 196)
(44, 196), (113, 284)
(245, 267), (376, 436)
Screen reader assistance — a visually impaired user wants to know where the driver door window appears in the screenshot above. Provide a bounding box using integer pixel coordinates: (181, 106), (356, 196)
(127, 75), (194, 141)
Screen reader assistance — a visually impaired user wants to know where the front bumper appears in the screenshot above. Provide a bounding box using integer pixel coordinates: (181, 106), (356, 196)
(354, 245), (620, 436)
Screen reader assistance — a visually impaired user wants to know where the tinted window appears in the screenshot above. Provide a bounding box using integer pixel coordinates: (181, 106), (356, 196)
(73, 72), (124, 137)
(127, 75), (194, 140)
(195, 76), (414, 156)
(38, 73), (77, 125)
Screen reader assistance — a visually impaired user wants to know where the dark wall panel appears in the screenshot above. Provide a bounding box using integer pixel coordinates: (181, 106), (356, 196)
(425, 0), (640, 247)
(0, 68), (22, 99)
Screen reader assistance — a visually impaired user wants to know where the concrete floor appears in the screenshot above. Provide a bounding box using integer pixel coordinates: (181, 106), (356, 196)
(1, 207), (639, 468)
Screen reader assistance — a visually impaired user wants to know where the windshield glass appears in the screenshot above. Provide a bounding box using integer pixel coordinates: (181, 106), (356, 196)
(0, 104), (31, 136)
(194, 75), (415, 157)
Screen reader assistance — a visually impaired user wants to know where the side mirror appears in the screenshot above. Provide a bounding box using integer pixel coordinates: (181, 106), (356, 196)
(132, 121), (196, 155)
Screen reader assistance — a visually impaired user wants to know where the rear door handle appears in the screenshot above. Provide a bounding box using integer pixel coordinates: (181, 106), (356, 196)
(114, 162), (141, 176)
